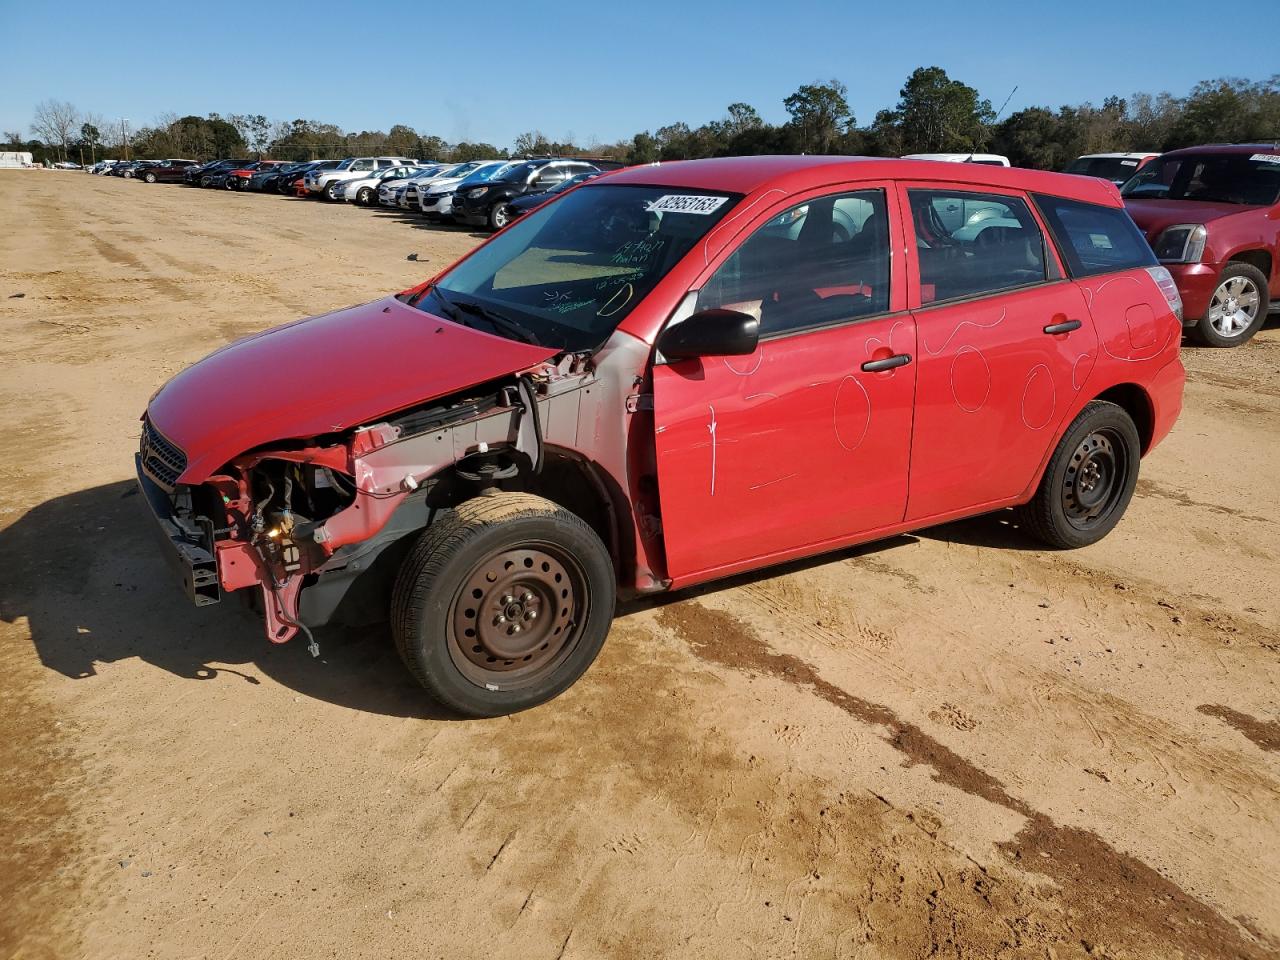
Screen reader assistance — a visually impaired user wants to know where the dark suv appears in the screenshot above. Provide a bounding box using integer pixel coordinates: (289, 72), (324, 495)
(141, 159), (198, 183)
(184, 159), (252, 186)
(1122, 144), (1280, 347)
(451, 159), (607, 230)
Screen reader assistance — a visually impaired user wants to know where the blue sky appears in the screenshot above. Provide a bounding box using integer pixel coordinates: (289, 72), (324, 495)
(1, 0), (1275, 148)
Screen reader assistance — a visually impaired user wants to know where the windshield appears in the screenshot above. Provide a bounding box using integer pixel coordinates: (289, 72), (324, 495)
(1121, 153), (1280, 205)
(459, 161), (515, 186)
(496, 161), (543, 184)
(416, 185), (739, 352)
(1068, 156), (1145, 182)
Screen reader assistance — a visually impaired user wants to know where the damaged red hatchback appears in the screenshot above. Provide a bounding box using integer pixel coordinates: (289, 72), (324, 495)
(138, 156), (1185, 716)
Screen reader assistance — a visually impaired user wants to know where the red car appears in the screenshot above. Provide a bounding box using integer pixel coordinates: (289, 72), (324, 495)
(1123, 143), (1280, 346)
(225, 159), (287, 190)
(137, 156), (1185, 716)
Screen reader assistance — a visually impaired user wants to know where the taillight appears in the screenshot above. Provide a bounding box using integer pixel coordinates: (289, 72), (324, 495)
(1145, 265), (1183, 323)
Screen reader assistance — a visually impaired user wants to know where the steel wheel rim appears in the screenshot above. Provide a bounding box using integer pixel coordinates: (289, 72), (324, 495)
(1062, 428), (1129, 530)
(447, 541), (587, 690)
(1207, 275), (1260, 337)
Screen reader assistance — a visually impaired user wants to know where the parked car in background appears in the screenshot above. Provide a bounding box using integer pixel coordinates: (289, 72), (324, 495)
(134, 155), (1184, 717)
(89, 160), (119, 174)
(505, 170), (602, 221)
(52, 161), (82, 169)
(223, 160), (288, 190)
(281, 160), (342, 195)
(451, 158), (606, 230)
(417, 160), (515, 220)
(112, 161), (148, 178)
(246, 161), (310, 192)
(1123, 143), (1280, 346)
(389, 163), (475, 210)
(186, 159), (251, 186)
(1066, 152), (1159, 185)
(337, 164), (426, 205)
(140, 159), (199, 183)
(204, 161), (268, 189)
(304, 157), (418, 200)
(903, 153), (1011, 167)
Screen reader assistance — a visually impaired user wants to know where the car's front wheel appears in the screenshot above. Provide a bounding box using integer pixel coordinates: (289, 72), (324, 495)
(144, 171), (157, 183)
(391, 492), (616, 717)
(1191, 262), (1270, 347)
(1018, 400), (1140, 549)
(324, 182), (342, 201)
(357, 186), (373, 205)
(222, 177), (236, 190)
(488, 202), (512, 231)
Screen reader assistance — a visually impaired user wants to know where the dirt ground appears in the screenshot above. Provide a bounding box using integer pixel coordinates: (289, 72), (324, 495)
(1, 170), (1278, 960)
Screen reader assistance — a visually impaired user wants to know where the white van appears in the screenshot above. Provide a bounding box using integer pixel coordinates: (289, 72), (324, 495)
(902, 153), (1011, 167)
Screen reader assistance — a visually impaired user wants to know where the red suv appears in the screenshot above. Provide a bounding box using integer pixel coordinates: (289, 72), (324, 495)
(1123, 144), (1280, 346)
(136, 156), (1184, 716)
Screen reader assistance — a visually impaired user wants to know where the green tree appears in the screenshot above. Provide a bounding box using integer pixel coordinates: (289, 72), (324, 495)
(883, 66), (994, 154)
(783, 80), (853, 153)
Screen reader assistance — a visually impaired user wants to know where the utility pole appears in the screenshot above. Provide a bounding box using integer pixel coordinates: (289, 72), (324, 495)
(122, 118), (130, 161)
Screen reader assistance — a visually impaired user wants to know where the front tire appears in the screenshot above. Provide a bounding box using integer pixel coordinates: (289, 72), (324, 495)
(357, 186), (374, 205)
(324, 182), (342, 201)
(144, 172), (157, 183)
(1190, 262), (1269, 347)
(391, 493), (615, 717)
(488, 202), (512, 231)
(1018, 400), (1140, 549)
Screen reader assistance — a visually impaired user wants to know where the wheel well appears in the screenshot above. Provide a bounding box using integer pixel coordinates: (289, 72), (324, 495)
(1093, 383), (1154, 453)
(1230, 249), (1272, 281)
(523, 451), (629, 579)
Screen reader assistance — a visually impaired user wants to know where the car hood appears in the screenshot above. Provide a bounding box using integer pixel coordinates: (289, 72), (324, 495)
(1124, 198), (1260, 240)
(147, 295), (557, 483)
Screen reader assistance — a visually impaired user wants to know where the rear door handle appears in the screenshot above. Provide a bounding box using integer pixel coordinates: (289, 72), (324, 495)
(1043, 319), (1082, 335)
(861, 353), (912, 372)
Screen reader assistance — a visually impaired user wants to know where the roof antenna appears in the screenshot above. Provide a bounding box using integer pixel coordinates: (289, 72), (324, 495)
(967, 84), (1018, 163)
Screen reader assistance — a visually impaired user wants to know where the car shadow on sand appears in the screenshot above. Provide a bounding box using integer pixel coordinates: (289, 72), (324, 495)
(1, 481), (1027, 719)
(0, 480), (449, 719)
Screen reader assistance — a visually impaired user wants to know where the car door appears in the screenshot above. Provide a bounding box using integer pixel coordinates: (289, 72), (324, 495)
(898, 183), (1098, 521)
(652, 185), (917, 583)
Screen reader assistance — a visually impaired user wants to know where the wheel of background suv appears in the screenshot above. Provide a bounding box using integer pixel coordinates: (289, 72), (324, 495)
(357, 186), (373, 205)
(325, 182), (341, 201)
(391, 492), (616, 717)
(222, 177), (236, 190)
(1018, 400), (1140, 549)
(1191, 262), (1270, 347)
(488, 202), (512, 231)
(144, 171), (157, 183)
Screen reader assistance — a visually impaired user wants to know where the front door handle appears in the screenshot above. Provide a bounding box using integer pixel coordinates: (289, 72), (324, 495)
(861, 353), (912, 372)
(1043, 319), (1082, 335)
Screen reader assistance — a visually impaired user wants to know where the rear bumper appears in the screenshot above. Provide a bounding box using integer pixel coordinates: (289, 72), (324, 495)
(1147, 356), (1186, 453)
(1164, 262), (1221, 323)
(134, 455), (221, 607)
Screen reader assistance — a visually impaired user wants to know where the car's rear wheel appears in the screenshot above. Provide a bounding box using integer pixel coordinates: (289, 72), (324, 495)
(1018, 400), (1140, 549)
(357, 186), (373, 205)
(144, 171), (157, 183)
(488, 202), (512, 231)
(391, 492), (615, 717)
(223, 177), (236, 190)
(1191, 262), (1269, 347)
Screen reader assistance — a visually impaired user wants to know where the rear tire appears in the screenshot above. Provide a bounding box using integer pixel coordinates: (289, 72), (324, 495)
(391, 493), (616, 717)
(1190, 262), (1269, 347)
(1018, 400), (1140, 549)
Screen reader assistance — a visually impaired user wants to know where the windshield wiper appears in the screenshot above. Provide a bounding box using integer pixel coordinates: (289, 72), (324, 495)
(451, 298), (542, 346)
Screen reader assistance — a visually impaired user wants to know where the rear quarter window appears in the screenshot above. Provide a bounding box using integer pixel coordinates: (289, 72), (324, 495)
(1033, 194), (1156, 278)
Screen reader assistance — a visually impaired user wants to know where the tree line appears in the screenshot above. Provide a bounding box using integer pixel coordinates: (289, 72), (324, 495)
(7, 69), (1278, 170)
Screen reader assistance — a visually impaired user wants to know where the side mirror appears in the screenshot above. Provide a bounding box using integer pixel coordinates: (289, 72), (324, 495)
(657, 309), (759, 361)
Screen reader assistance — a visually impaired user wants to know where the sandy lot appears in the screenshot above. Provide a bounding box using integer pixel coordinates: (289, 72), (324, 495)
(1, 170), (1278, 960)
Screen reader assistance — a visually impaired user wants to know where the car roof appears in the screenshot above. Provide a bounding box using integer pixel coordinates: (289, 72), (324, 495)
(1160, 143), (1280, 158)
(1077, 152), (1159, 159)
(600, 155), (1124, 206)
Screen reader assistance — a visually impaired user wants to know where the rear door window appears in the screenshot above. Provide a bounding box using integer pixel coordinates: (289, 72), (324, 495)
(1033, 194), (1156, 277)
(907, 189), (1048, 305)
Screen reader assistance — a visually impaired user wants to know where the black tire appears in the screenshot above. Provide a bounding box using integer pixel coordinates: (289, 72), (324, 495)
(1189, 262), (1270, 348)
(357, 186), (373, 205)
(391, 492), (616, 717)
(1018, 400), (1141, 549)
(487, 201), (512, 231)
(144, 171), (157, 183)
(324, 182), (341, 201)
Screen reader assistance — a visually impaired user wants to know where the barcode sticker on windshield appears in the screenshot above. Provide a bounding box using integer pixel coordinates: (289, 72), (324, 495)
(1250, 153), (1280, 164)
(1120, 160), (1138, 166)
(646, 195), (729, 215)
